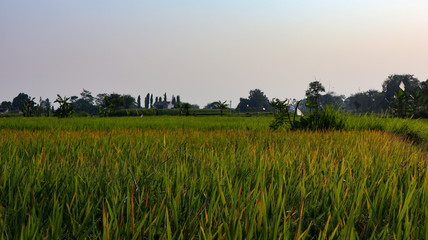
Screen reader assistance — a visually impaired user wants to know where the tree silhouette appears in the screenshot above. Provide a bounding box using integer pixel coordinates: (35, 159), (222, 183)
(181, 102), (191, 116)
(305, 81), (325, 112)
(237, 89), (271, 112)
(54, 95), (74, 118)
(12, 93), (30, 111)
(22, 97), (36, 117)
(137, 95), (141, 108)
(215, 100), (228, 116)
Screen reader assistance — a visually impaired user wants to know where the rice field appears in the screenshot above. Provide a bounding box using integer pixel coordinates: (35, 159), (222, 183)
(0, 117), (427, 239)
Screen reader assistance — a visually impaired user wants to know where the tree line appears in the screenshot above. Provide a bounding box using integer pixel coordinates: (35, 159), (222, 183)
(0, 91), (194, 117)
(1, 74), (427, 118)
(232, 74), (428, 118)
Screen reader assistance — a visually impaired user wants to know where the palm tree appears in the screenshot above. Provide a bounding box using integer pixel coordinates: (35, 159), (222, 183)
(215, 100), (228, 116)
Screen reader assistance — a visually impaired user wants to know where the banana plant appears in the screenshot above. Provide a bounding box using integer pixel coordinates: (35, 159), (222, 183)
(98, 96), (113, 117)
(54, 95), (74, 118)
(21, 97), (36, 117)
(214, 100), (228, 116)
(269, 98), (301, 130)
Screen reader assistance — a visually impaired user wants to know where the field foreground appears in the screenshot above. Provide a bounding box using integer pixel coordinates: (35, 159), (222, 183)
(0, 118), (427, 239)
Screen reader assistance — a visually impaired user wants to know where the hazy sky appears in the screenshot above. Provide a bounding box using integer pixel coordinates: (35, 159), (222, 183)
(1, 0), (427, 107)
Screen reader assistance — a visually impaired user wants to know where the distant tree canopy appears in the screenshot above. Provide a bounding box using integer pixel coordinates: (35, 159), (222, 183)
(237, 89), (271, 112)
(123, 95), (136, 109)
(319, 92), (345, 110)
(344, 90), (386, 113)
(342, 74), (426, 115)
(382, 74), (420, 103)
(71, 89), (97, 114)
(12, 93), (30, 111)
(93, 93), (136, 111)
(0, 101), (12, 110)
(204, 102), (220, 109)
(3, 74), (427, 118)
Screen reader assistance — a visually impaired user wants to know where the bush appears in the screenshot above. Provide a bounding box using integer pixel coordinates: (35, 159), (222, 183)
(301, 105), (346, 130)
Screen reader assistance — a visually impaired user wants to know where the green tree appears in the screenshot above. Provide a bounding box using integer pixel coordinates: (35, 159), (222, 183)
(344, 90), (386, 113)
(150, 94), (153, 108)
(145, 93), (150, 108)
(305, 81), (325, 112)
(122, 94), (136, 109)
(72, 89), (97, 115)
(98, 96), (113, 117)
(70, 96), (79, 104)
(137, 95), (141, 108)
(80, 89), (94, 104)
(12, 93), (30, 111)
(176, 96), (181, 108)
(181, 102), (191, 116)
(389, 79), (427, 118)
(95, 93), (107, 106)
(319, 92), (345, 110)
(73, 99), (96, 115)
(237, 89), (271, 112)
(54, 95), (74, 118)
(108, 93), (125, 110)
(382, 74), (420, 104)
(171, 95), (176, 106)
(0, 101), (12, 111)
(22, 97), (36, 117)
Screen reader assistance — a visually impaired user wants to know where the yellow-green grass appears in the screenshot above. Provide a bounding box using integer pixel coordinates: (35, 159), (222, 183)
(0, 127), (426, 239)
(0, 116), (271, 131)
(1, 115), (427, 144)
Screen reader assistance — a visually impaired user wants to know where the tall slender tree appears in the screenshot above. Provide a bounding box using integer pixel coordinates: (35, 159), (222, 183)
(137, 95), (141, 108)
(171, 95), (176, 106)
(145, 93), (150, 108)
(176, 95), (181, 108)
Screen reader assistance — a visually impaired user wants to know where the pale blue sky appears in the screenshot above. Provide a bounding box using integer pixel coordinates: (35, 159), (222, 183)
(1, 0), (427, 107)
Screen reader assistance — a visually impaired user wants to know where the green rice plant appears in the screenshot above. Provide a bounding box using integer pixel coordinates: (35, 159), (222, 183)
(0, 124), (426, 239)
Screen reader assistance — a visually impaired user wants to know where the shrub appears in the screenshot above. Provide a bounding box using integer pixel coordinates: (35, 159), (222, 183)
(301, 105), (346, 130)
(269, 98), (302, 130)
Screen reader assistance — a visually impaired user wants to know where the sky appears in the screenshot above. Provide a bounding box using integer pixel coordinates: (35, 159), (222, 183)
(1, 0), (427, 108)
